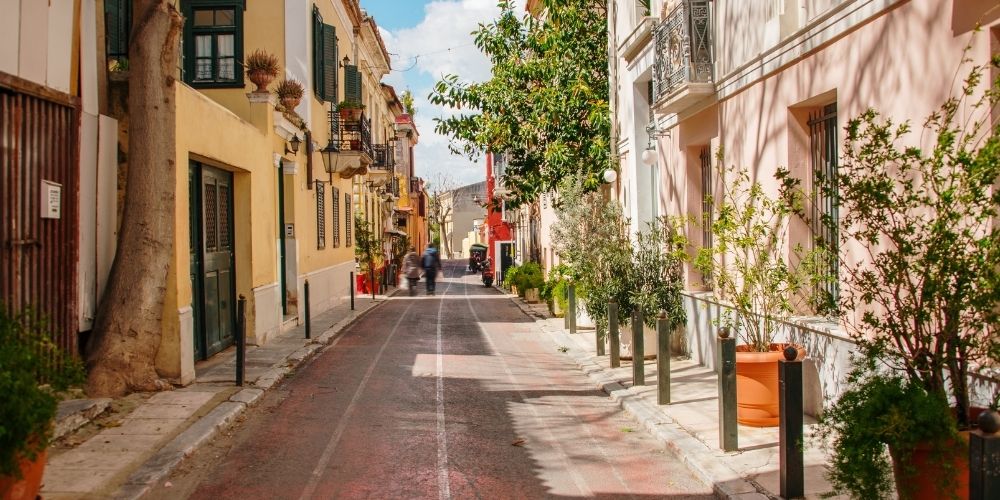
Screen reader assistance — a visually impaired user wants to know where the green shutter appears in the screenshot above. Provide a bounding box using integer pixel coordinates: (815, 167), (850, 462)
(323, 24), (337, 102)
(345, 64), (361, 104)
(312, 7), (324, 100)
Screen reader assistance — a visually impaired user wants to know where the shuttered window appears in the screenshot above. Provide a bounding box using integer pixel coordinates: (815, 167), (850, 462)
(312, 7), (338, 102)
(345, 192), (352, 246)
(317, 181), (326, 249)
(344, 64), (362, 104)
(332, 187), (341, 248)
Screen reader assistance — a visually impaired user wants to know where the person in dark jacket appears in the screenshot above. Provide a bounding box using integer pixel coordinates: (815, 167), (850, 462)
(422, 243), (442, 295)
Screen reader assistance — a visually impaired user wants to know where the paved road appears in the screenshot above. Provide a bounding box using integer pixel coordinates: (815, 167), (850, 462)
(147, 261), (713, 499)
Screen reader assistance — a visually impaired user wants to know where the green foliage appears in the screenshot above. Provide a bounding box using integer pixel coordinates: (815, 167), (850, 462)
(502, 264), (520, 290)
(694, 161), (832, 352)
(353, 216), (382, 274)
(819, 361), (958, 499)
(400, 89), (416, 116)
(828, 58), (1000, 430)
(514, 262), (545, 297)
(0, 307), (84, 478)
(337, 99), (364, 110)
(629, 217), (687, 329)
(429, 0), (610, 207)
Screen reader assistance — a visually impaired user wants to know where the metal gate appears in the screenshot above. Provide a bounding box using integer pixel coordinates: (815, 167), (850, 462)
(0, 79), (80, 354)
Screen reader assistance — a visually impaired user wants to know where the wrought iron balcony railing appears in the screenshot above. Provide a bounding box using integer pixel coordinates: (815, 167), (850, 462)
(372, 144), (395, 170)
(326, 108), (373, 161)
(652, 0), (713, 105)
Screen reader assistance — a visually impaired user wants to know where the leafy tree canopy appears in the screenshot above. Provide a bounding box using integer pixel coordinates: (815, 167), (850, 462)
(429, 0), (610, 207)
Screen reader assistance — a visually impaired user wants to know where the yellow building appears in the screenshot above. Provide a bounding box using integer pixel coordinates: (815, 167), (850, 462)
(94, 0), (403, 384)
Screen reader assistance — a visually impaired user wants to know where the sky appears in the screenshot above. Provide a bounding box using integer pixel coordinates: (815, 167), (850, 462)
(360, 0), (518, 189)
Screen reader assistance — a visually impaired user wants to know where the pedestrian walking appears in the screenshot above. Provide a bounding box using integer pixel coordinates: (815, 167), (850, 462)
(403, 247), (422, 296)
(422, 243), (442, 295)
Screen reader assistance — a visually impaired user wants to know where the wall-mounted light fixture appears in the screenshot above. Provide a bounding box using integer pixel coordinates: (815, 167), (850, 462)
(603, 169), (618, 184)
(285, 134), (301, 155)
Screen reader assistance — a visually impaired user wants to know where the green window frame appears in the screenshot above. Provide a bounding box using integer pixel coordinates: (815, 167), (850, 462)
(312, 6), (338, 102)
(182, 0), (245, 88)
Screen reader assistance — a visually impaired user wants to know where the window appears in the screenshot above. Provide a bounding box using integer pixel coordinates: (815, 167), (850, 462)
(700, 146), (713, 284)
(332, 187), (341, 248)
(344, 64), (362, 104)
(345, 192), (352, 246)
(183, 1), (244, 87)
(317, 181), (326, 249)
(808, 102), (839, 313)
(105, 0), (131, 66)
(312, 7), (338, 102)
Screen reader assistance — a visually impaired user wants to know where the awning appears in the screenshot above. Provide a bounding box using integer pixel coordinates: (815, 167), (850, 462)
(383, 229), (408, 238)
(393, 206), (414, 213)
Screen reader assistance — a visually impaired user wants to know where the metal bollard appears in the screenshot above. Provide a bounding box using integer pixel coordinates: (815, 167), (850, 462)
(236, 294), (246, 387)
(657, 315), (670, 405)
(717, 327), (738, 452)
(971, 410), (1000, 500)
(632, 310), (644, 386)
(779, 346), (804, 498)
(304, 280), (311, 340)
(596, 322), (606, 357)
(350, 271), (355, 310)
(370, 270), (376, 301)
(568, 284), (577, 334)
(609, 301), (620, 368)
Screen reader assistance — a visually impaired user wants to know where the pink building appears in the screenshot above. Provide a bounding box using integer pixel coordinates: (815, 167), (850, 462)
(612, 0), (1000, 413)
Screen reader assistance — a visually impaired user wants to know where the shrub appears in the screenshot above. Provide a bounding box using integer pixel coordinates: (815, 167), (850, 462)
(0, 307), (84, 478)
(245, 49), (279, 76)
(514, 262), (544, 297)
(502, 264), (520, 290)
(275, 78), (304, 100)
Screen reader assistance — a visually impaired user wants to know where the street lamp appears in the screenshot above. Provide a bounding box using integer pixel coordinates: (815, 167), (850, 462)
(603, 169), (618, 183)
(286, 134), (301, 155)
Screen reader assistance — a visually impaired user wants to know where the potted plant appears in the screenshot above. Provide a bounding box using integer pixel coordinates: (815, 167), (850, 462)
(275, 78), (304, 110)
(819, 59), (1000, 499)
(338, 100), (365, 121)
(694, 161), (830, 427)
(0, 307), (84, 500)
(245, 49), (279, 93)
(628, 216), (688, 358)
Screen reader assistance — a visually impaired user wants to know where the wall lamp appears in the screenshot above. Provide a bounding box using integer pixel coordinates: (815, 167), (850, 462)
(285, 134), (301, 155)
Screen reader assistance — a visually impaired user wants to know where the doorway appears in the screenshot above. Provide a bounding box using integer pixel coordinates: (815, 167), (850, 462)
(189, 162), (236, 360)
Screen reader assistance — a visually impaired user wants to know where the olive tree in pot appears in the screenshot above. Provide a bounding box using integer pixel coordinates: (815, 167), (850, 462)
(819, 57), (1000, 500)
(0, 308), (84, 499)
(628, 216), (688, 357)
(694, 160), (831, 427)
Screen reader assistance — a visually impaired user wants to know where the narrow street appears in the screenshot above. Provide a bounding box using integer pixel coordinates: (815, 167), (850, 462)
(146, 261), (712, 499)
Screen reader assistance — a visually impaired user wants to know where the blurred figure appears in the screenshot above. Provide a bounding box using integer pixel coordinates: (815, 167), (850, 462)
(422, 243), (442, 295)
(403, 246), (421, 296)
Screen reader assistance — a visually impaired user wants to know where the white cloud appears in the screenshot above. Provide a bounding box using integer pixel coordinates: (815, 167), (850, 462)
(379, 0), (519, 188)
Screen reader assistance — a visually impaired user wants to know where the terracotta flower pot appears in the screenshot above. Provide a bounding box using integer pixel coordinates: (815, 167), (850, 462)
(247, 69), (274, 93)
(0, 449), (47, 500)
(735, 344), (804, 427)
(339, 108), (362, 121)
(890, 407), (985, 500)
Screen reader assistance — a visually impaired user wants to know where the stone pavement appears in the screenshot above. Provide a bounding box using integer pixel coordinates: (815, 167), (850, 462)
(42, 290), (394, 500)
(513, 298), (846, 500)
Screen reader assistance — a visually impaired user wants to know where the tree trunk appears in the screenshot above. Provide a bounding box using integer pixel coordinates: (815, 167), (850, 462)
(86, 0), (183, 397)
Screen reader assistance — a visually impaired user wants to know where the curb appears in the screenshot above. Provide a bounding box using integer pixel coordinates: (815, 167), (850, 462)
(507, 296), (769, 500)
(113, 294), (393, 500)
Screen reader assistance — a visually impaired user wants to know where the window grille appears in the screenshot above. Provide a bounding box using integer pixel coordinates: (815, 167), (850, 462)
(808, 103), (839, 313)
(317, 181), (326, 249)
(700, 145), (713, 260)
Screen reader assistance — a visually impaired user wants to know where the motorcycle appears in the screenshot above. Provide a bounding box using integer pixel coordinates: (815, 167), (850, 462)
(481, 257), (494, 287)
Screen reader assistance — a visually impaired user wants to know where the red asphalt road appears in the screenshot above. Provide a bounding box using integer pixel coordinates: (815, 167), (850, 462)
(150, 261), (713, 499)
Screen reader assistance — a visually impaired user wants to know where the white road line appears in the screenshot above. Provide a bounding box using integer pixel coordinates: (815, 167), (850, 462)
(298, 300), (416, 500)
(436, 274), (454, 500)
(462, 275), (594, 497)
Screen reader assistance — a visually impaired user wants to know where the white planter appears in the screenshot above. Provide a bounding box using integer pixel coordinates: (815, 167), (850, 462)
(576, 303), (595, 329)
(618, 322), (658, 360)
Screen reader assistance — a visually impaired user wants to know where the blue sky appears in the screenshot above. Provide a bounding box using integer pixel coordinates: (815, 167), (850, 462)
(359, 0), (514, 188)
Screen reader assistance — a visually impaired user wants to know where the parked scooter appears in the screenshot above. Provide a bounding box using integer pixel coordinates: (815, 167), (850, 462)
(481, 258), (494, 287)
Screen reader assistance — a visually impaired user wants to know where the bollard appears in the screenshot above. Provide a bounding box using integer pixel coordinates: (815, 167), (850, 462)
(350, 271), (355, 310)
(971, 410), (1000, 500)
(779, 346), (804, 499)
(632, 310), (644, 386)
(657, 315), (670, 405)
(609, 301), (620, 368)
(717, 327), (738, 452)
(370, 270), (376, 301)
(596, 322), (606, 357)
(304, 280), (311, 340)
(568, 284), (577, 334)
(236, 294), (246, 387)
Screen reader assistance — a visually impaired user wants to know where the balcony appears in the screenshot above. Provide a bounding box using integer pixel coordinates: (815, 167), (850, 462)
(652, 0), (714, 114)
(368, 144), (395, 186)
(322, 109), (373, 178)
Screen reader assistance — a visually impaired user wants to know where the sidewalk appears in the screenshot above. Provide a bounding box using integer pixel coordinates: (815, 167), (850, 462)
(513, 298), (845, 500)
(42, 290), (395, 500)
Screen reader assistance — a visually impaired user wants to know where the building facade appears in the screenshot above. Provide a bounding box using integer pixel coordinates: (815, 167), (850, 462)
(610, 0), (1000, 413)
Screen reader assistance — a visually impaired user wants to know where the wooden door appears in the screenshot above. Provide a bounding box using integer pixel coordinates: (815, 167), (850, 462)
(190, 162), (235, 359)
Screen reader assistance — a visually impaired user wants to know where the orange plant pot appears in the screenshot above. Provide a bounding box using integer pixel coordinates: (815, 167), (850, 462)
(890, 408), (984, 500)
(735, 344), (804, 427)
(0, 449), (47, 500)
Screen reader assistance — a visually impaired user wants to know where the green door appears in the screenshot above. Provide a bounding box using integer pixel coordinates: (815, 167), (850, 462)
(190, 162), (236, 359)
